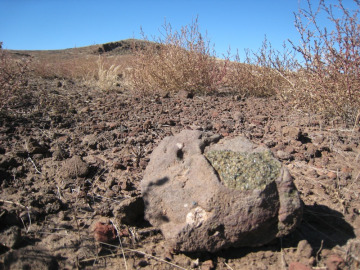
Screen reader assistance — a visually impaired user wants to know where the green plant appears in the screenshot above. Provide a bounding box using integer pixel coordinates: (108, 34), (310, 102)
(130, 17), (228, 95)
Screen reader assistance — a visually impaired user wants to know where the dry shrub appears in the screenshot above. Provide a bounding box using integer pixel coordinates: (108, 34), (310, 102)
(129, 17), (228, 95)
(0, 42), (31, 112)
(226, 37), (299, 97)
(289, 0), (360, 122)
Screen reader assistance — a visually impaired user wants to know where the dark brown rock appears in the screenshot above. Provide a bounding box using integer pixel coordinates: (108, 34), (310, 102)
(114, 197), (145, 225)
(25, 137), (50, 156)
(92, 219), (117, 243)
(276, 150), (292, 160)
(327, 171), (337, 179)
(305, 144), (320, 158)
(282, 126), (301, 141)
(52, 148), (67, 161)
(0, 155), (19, 170)
(59, 155), (89, 178)
(177, 90), (194, 99)
(82, 134), (98, 150)
(141, 130), (302, 252)
(0, 226), (22, 248)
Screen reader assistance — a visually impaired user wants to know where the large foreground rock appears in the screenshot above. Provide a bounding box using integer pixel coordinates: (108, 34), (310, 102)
(141, 130), (302, 253)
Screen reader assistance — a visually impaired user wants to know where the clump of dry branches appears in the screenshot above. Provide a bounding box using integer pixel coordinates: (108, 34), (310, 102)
(231, 0), (360, 122)
(226, 36), (299, 97)
(129, 17), (228, 95)
(289, 0), (360, 122)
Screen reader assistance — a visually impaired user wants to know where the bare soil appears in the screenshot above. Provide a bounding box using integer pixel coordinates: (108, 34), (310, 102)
(0, 46), (360, 269)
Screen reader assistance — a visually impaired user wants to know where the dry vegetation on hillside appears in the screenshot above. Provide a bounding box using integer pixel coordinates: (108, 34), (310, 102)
(2, 1), (359, 124)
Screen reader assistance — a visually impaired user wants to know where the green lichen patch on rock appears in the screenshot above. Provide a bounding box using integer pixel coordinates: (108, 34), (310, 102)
(205, 150), (281, 190)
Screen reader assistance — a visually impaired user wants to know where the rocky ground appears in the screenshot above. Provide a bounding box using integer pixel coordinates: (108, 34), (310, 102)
(0, 76), (360, 269)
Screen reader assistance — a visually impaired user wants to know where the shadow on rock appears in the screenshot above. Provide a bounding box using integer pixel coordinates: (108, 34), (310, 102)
(147, 177), (169, 188)
(141, 176), (169, 206)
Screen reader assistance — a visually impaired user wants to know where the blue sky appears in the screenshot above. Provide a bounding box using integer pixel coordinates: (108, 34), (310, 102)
(0, 1), (357, 59)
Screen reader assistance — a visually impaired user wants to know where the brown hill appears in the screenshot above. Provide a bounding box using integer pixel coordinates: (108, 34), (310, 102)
(6, 39), (150, 60)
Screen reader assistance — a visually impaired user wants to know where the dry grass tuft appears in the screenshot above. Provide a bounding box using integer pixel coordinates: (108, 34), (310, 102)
(81, 55), (124, 91)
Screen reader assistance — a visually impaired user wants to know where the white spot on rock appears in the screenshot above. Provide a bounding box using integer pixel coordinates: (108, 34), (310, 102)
(186, 207), (207, 228)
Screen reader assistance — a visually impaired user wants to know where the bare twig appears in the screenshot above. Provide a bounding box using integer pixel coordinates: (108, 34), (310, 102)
(316, 240), (324, 265)
(88, 242), (189, 270)
(0, 199), (26, 208)
(27, 157), (41, 174)
(56, 185), (63, 200)
(128, 227), (138, 245)
(19, 210), (32, 233)
(110, 220), (128, 270)
(73, 207), (81, 242)
(224, 262), (234, 270)
(0, 199), (32, 232)
(124, 248), (189, 270)
(353, 109), (360, 132)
